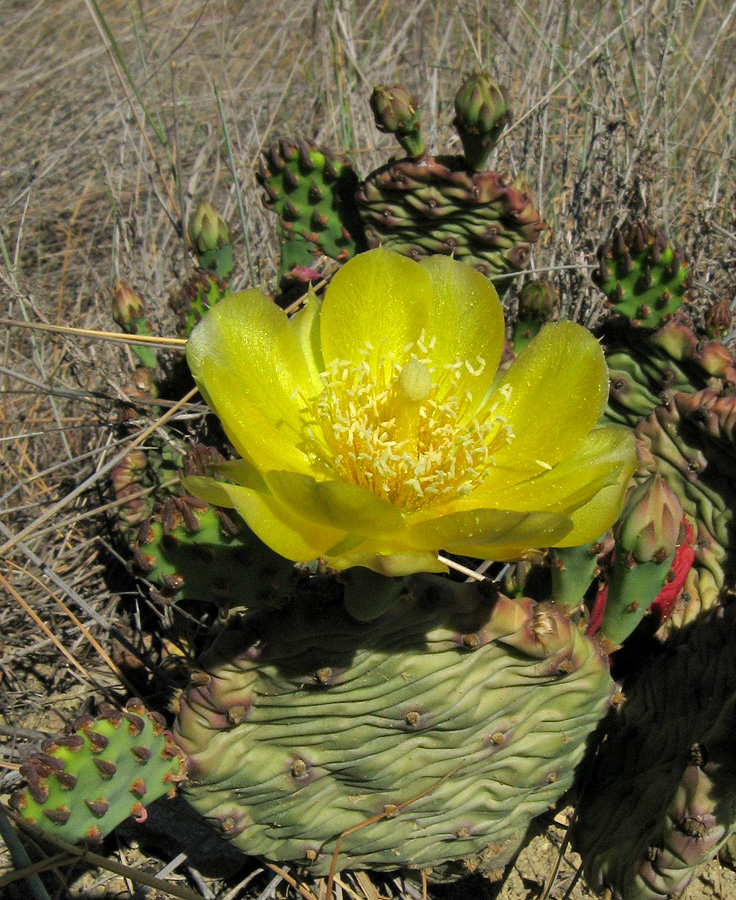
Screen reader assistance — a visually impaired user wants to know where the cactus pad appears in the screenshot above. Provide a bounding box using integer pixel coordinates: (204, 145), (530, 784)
(174, 577), (612, 877)
(10, 699), (186, 844)
(133, 445), (295, 609)
(356, 157), (543, 293)
(592, 221), (691, 328)
(574, 602), (736, 900)
(256, 139), (365, 276)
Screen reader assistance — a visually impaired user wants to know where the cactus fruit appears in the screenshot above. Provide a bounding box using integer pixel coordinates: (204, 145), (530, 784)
(10, 699), (186, 844)
(174, 577), (613, 877)
(256, 138), (366, 279)
(573, 602), (736, 900)
(596, 476), (683, 647)
(592, 220), (691, 329)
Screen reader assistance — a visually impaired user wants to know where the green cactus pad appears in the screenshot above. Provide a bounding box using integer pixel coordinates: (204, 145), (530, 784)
(133, 446), (295, 609)
(636, 389), (736, 603)
(573, 602), (736, 900)
(174, 577), (612, 877)
(356, 156), (543, 294)
(592, 221), (690, 328)
(10, 699), (186, 844)
(602, 317), (736, 428)
(256, 138), (365, 277)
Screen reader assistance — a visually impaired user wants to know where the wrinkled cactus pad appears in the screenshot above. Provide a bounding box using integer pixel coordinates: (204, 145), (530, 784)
(11, 699), (186, 844)
(356, 156), (543, 293)
(574, 602), (736, 900)
(174, 577), (612, 877)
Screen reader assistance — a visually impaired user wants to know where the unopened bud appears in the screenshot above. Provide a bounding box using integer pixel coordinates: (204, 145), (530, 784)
(617, 476), (683, 564)
(187, 200), (229, 255)
(111, 280), (145, 329)
(454, 73), (510, 170)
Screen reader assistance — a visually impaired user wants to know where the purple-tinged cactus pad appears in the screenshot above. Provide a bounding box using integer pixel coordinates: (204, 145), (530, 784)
(10, 699), (186, 844)
(175, 577), (612, 877)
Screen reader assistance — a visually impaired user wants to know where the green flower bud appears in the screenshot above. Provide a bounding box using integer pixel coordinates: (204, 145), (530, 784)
(617, 475), (683, 565)
(454, 73), (511, 170)
(369, 85), (425, 159)
(518, 279), (557, 322)
(188, 200), (229, 255)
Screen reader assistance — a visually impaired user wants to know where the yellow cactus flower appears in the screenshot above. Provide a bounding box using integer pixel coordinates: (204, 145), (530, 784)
(185, 248), (636, 576)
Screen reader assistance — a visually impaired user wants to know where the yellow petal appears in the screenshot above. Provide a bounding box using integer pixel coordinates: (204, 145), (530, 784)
(186, 291), (321, 476)
(405, 507), (573, 556)
(327, 546), (448, 576)
(320, 248), (433, 372)
(543, 428), (637, 545)
(419, 255), (505, 417)
(264, 470), (405, 536)
(488, 321), (609, 477)
(289, 289), (324, 384)
(203, 480), (346, 562)
(456, 425), (635, 515)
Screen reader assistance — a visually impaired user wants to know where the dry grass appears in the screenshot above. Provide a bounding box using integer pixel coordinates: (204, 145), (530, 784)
(1, 0), (736, 897)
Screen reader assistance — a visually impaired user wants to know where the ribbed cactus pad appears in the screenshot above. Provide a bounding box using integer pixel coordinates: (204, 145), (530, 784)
(133, 446), (295, 608)
(602, 317), (736, 428)
(10, 699), (186, 844)
(574, 602), (736, 900)
(636, 389), (736, 611)
(592, 221), (690, 328)
(356, 157), (543, 293)
(174, 578), (612, 877)
(256, 139), (365, 276)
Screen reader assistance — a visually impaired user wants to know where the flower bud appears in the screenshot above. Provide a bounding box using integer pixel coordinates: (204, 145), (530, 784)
(616, 475), (683, 565)
(187, 200), (229, 255)
(111, 280), (145, 329)
(454, 73), (510, 170)
(369, 85), (425, 159)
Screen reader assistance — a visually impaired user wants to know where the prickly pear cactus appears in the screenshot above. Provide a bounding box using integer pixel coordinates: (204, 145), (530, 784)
(593, 219), (736, 429)
(356, 74), (542, 295)
(10, 699), (186, 844)
(635, 389), (736, 625)
(256, 138), (366, 278)
(593, 220), (690, 328)
(573, 602), (736, 900)
(357, 159), (542, 292)
(174, 577), (613, 877)
(122, 445), (295, 610)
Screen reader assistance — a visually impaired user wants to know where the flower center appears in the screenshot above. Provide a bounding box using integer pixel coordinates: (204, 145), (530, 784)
(301, 340), (514, 511)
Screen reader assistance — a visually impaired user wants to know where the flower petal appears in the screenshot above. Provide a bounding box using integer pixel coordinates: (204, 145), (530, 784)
(190, 478), (346, 562)
(289, 289), (324, 384)
(320, 248), (433, 370)
(488, 321), (609, 476)
(540, 427), (637, 546)
(327, 546), (448, 576)
(405, 507), (573, 558)
(264, 470), (405, 536)
(187, 291), (321, 476)
(419, 255), (505, 416)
